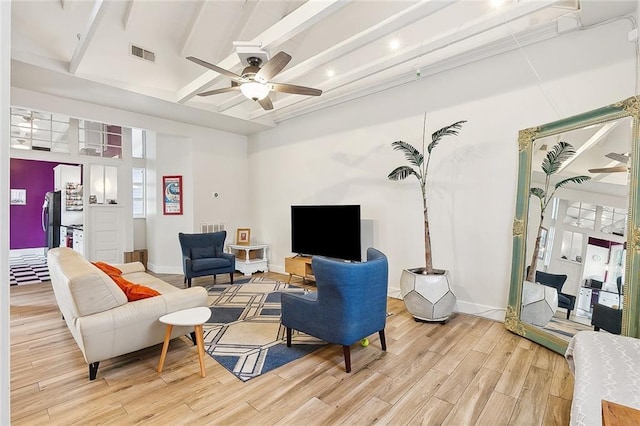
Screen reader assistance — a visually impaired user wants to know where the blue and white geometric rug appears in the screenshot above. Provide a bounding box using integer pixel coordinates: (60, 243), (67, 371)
(204, 277), (326, 381)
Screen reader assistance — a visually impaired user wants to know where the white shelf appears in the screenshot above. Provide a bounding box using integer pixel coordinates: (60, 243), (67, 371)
(226, 243), (269, 276)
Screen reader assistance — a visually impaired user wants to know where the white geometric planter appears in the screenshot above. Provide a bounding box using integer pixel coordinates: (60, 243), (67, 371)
(520, 280), (558, 327)
(400, 268), (456, 322)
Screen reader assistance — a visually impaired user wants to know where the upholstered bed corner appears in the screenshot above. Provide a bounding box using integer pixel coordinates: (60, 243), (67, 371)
(565, 331), (640, 425)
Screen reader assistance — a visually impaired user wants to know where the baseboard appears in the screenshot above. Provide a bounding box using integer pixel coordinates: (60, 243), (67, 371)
(388, 286), (401, 299)
(455, 300), (506, 322)
(269, 264), (286, 275)
(147, 263), (183, 275)
(10, 248), (47, 258)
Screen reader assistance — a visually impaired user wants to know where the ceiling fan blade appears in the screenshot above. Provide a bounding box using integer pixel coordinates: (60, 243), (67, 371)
(588, 166), (629, 173)
(255, 52), (292, 83)
(604, 152), (630, 163)
(257, 96), (273, 111)
(186, 56), (245, 82)
(269, 83), (322, 96)
(197, 86), (241, 97)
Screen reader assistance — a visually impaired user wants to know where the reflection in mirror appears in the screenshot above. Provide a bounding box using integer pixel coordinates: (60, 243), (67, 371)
(506, 96), (640, 354)
(524, 119), (629, 341)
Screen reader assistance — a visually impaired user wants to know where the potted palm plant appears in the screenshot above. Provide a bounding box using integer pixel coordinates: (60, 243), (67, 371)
(388, 114), (466, 322)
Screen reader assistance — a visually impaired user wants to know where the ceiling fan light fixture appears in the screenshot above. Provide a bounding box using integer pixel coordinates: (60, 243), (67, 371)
(240, 82), (270, 100)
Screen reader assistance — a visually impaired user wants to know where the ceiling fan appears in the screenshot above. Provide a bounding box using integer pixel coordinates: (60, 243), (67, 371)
(588, 152), (630, 173)
(186, 51), (322, 111)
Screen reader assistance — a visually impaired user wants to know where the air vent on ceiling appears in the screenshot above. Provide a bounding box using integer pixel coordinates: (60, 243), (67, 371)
(130, 44), (155, 63)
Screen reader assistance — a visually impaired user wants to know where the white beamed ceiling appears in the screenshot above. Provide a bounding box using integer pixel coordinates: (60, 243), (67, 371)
(10, 0), (637, 134)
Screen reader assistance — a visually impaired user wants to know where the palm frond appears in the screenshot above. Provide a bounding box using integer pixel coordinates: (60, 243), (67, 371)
(427, 120), (467, 153)
(530, 187), (545, 200)
(541, 141), (575, 175)
(554, 175), (591, 189)
(391, 141), (423, 167)
(388, 165), (419, 181)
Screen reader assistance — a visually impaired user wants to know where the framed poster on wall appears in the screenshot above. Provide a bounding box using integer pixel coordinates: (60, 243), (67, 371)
(163, 175), (183, 215)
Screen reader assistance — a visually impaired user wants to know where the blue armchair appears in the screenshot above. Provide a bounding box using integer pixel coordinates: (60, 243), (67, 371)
(280, 248), (388, 373)
(178, 231), (235, 288)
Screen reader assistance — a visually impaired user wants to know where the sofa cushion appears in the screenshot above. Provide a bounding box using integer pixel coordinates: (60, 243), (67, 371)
(192, 257), (231, 272)
(191, 246), (216, 260)
(92, 261), (122, 277)
(110, 275), (161, 301)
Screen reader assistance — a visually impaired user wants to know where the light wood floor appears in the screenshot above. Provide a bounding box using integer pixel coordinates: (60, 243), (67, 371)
(10, 271), (574, 425)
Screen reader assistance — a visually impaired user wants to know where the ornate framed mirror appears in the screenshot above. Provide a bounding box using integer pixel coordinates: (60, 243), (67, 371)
(506, 96), (640, 354)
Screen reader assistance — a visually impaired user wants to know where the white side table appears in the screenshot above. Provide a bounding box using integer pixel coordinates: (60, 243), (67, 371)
(226, 243), (269, 276)
(157, 307), (211, 378)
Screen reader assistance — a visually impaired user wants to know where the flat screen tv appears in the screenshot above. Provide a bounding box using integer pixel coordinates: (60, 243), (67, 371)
(291, 205), (361, 261)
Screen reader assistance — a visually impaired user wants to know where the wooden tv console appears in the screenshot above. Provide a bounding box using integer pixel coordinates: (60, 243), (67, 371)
(284, 256), (314, 283)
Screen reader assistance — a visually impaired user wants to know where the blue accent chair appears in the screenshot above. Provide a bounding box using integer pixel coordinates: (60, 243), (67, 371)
(280, 248), (388, 373)
(178, 231), (235, 288)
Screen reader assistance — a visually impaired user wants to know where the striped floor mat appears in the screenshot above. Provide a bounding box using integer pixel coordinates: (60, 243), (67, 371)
(10, 254), (50, 285)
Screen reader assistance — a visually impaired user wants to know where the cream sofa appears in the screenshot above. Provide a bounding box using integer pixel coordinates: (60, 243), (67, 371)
(47, 247), (208, 380)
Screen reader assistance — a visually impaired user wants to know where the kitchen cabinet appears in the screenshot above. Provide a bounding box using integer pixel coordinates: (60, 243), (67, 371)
(72, 229), (84, 255)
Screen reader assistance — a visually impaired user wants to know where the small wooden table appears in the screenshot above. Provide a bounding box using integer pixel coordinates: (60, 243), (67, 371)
(157, 307), (211, 377)
(284, 255), (314, 283)
(602, 400), (640, 426)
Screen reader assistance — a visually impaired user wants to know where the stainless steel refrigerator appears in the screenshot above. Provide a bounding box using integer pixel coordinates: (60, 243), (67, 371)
(42, 191), (61, 249)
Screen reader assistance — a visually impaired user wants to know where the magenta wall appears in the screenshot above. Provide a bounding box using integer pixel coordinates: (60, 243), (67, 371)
(9, 159), (80, 250)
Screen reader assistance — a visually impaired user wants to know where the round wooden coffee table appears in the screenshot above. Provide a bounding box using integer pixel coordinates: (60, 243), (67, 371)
(157, 307), (211, 377)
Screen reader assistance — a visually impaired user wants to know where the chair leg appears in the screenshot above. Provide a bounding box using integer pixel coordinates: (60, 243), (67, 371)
(89, 362), (100, 381)
(594, 326), (600, 331)
(286, 327), (292, 347)
(342, 346), (351, 373)
(379, 329), (387, 351)
(187, 278), (192, 288)
(213, 274), (217, 283)
(190, 331), (197, 345)
(184, 277), (186, 284)
(566, 309), (571, 320)
(230, 272), (234, 284)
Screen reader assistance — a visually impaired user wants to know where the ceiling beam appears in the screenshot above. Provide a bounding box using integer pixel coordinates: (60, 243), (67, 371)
(123, 0), (134, 31)
(557, 121), (619, 173)
(179, 0), (207, 57)
(268, 23), (562, 123)
(211, 0), (261, 64)
(250, 0), (565, 120)
(176, 0), (348, 104)
(69, 0), (107, 74)
(218, 0), (460, 113)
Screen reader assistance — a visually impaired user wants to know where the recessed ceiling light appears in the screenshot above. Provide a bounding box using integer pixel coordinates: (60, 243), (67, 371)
(389, 39), (400, 50)
(327, 69), (335, 79)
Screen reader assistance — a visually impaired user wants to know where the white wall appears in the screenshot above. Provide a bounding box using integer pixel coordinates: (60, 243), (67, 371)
(145, 130), (250, 274)
(1, 2), (10, 422)
(146, 133), (194, 273)
(133, 218), (146, 250)
(191, 133), (252, 240)
(248, 20), (636, 320)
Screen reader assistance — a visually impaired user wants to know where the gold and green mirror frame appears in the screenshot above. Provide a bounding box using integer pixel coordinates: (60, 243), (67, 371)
(506, 95), (640, 354)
